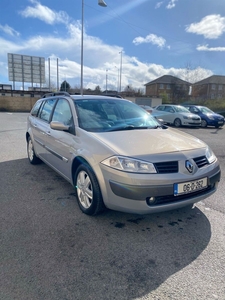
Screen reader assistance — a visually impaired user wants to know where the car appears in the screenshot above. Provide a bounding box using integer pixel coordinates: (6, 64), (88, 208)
(154, 104), (201, 127)
(138, 105), (154, 113)
(26, 93), (221, 215)
(184, 105), (225, 128)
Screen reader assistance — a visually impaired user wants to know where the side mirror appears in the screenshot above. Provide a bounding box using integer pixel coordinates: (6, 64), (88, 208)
(50, 121), (70, 132)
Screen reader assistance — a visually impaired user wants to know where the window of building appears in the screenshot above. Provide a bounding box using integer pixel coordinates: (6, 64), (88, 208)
(211, 84), (216, 90)
(166, 84), (171, 89)
(218, 85), (223, 90)
(159, 84), (164, 89)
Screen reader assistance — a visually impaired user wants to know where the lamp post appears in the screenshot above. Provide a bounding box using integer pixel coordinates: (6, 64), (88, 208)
(119, 51), (123, 93)
(106, 69), (108, 95)
(81, 0), (107, 96)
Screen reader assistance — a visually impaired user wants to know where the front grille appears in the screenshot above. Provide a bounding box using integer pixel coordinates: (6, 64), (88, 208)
(154, 161), (178, 174)
(192, 117), (200, 120)
(147, 184), (214, 206)
(193, 156), (208, 168)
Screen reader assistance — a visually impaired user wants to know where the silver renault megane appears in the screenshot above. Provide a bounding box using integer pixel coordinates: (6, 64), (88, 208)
(26, 93), (221, 215)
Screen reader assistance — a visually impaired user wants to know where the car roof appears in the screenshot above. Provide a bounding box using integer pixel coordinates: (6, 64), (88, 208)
(70, 95), (130, 102)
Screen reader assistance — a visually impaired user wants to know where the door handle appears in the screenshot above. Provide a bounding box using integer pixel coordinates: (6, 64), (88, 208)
(46, 131), (51, 136)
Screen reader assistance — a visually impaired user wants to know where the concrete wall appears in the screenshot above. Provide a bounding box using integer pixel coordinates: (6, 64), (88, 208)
(0, 95), (160, 112)
(0, 95), (39, 112)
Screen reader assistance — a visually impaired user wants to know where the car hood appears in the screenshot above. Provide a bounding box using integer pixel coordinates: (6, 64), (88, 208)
(206, 113), (224, 119)
(92, 127), (206, 156)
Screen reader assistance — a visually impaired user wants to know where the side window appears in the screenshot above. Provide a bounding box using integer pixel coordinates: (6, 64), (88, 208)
(164, 106), (174, 113)
(39, 99), (57, 122)
(157, 106), (164, 111)
(192, 107), (198, 113)
(52, 99), (73, 126)
(30, 100), (43, 117)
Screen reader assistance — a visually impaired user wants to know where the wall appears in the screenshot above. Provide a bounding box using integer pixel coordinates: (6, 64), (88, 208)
(0, 95), (160, 112)
(0, 94), (39, 112)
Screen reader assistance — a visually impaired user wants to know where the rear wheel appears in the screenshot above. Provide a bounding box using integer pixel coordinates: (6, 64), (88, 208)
(27, 136), (41, 165)
(74, 164), (105, 215)
(201, 119), (208, 128)
(174, 118), (181, 127)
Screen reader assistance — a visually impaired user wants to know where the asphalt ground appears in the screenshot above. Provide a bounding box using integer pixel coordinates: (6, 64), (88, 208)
(0, 112), (225, 300)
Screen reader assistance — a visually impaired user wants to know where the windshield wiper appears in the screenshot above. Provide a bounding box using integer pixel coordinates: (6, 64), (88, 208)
(107, 125), (159, 132)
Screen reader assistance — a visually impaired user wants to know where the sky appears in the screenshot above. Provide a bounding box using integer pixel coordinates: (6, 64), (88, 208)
(0, 0), (225, 92)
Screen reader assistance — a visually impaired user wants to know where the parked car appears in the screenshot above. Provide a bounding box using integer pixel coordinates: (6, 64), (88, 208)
(26, 93), (220, 215)
(138, 105), (153, 113)
(184, 105), (225, 128)
(154, 104), (201, 127)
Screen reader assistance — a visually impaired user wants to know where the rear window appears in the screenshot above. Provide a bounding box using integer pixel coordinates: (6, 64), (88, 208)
(30, 100), (43, 117)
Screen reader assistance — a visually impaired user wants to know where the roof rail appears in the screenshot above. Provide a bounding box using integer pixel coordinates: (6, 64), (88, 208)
(42, 91), (71, 98)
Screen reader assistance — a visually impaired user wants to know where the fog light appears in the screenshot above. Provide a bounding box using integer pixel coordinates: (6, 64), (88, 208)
(146, 196), (156, 206)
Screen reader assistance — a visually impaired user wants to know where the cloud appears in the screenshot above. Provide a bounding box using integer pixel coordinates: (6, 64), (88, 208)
(166, 0), (178, 9)
(0, 24), (20, 37)
(155, 2), (163, 9)
(19, 0), (70, 25)
(197, 44), (225, 52)
(186, 14), (225, 39)
(133, 34), (167, 49)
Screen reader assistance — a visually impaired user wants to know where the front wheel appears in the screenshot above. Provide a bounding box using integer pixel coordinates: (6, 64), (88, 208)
(174, 118), (181, 127)
(74, 164), (105, 215)
(201, 119), (208, 128)
(27, 136), (41, 165)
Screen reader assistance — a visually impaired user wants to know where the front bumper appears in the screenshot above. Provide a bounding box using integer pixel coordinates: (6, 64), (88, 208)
(100, 162), (221, 214)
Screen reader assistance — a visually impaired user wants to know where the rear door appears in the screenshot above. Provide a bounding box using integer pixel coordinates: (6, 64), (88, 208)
(32, 98), (57, 160)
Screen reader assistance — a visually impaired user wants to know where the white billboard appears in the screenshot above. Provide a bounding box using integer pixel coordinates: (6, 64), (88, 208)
(8, 53), (45, 84)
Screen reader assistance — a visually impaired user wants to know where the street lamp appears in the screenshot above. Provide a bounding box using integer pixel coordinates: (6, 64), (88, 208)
(119, 51), (123, 93)
(81, 0), (107, 96)
(106, 69), (108, 95)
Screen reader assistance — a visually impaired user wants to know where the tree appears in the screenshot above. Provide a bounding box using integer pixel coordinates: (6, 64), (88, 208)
(94, 85), (101, 94)
(60, 80), (71, 92)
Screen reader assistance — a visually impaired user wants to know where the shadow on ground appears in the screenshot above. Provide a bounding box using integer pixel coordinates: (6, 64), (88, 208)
(1, 159), (211, 300)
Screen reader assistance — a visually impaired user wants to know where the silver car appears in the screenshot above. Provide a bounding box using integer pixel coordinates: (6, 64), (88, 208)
(26, 93), (221, 215)
(154, 104), (201, 127)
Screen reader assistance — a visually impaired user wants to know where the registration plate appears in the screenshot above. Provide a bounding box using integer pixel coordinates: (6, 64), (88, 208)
(174, 177), (207, 196)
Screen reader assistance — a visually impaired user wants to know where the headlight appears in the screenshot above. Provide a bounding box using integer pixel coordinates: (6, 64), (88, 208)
(101, 156), (157, 173)
(183, 116), (191, 119)
(206, 147), (216, 164)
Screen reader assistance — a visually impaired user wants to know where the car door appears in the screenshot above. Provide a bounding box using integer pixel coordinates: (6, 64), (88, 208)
(163, 106), (175, 123)
(31, 98), (57, 160)
(44, 98), (75, 181)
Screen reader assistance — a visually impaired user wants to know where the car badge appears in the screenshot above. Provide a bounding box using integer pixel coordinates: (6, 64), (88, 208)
(185, 160), (194, 173)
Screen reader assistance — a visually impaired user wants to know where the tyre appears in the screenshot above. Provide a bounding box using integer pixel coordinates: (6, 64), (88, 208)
(174, 118), (181, 127)
(201, 119), (208, 128)
(74, 164), (105, 215)
(27, 136), (41, 165)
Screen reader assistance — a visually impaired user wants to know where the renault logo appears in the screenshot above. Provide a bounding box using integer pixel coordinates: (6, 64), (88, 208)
(185, 160), (194, 173)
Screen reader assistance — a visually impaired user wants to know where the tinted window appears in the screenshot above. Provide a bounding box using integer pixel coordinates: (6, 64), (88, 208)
(52, 99), (73, 126)
(39, 98), (57, 122)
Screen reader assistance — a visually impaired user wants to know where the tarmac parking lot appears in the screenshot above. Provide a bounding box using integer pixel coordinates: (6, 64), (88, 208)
(1, 112), (225, 300)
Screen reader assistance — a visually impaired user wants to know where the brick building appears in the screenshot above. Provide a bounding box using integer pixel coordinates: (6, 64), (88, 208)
(145, 75), (190, 102)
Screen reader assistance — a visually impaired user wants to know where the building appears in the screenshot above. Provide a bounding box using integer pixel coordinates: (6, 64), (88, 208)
(192, 75), (225, 100)
(145, 75), (191, 102)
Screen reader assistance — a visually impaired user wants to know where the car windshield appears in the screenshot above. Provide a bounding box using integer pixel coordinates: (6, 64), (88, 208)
(74, 99), (160, 132)
(199, 106), (214, 114)
(173, 106), (190, 113)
